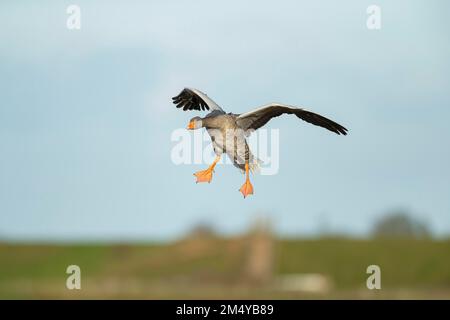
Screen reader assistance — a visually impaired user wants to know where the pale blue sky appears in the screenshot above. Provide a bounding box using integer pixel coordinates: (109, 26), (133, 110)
(1, 1), (449, 241)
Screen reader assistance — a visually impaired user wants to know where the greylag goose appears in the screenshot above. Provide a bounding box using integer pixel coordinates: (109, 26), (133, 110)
(172, 88), (348, 198)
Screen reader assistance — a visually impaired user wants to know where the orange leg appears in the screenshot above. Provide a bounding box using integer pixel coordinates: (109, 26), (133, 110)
(193, 156), (221, 183)
(239, 161), (254, 198)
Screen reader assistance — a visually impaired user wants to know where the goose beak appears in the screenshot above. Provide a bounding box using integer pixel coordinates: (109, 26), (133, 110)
(187, 121), (195, 130)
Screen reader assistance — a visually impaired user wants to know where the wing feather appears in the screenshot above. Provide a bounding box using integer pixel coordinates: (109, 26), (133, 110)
(171, 88), (223, 112)
(236, 103), (348, 135)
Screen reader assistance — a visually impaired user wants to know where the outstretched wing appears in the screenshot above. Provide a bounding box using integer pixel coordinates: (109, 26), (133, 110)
(236, 103), (348, 135)
(172, 88), (223, 112)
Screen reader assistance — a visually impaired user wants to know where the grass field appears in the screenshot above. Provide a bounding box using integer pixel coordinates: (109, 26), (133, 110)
(1, 237), (449, 299)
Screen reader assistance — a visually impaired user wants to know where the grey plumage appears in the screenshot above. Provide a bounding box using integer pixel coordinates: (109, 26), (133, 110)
(172, 87), (348, 173)
(236, 103), (348, 135)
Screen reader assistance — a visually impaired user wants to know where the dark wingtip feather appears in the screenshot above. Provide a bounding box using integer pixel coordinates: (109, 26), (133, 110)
(338, 126), (348, 135)
(171, 88), (211, 112)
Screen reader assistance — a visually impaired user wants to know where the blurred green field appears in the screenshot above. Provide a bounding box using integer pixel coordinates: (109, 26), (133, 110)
(1, 237), (449, 299)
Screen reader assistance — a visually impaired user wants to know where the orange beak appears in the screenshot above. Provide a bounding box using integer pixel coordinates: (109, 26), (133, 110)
(187, 121), (195, 130)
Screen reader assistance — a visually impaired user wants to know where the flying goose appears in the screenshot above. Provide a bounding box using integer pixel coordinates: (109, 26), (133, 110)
(172, 88), (348, 198)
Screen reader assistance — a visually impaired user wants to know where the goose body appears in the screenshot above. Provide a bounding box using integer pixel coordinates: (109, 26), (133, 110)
(197, 111), (258, 173)
(172, 87), (348, 198)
